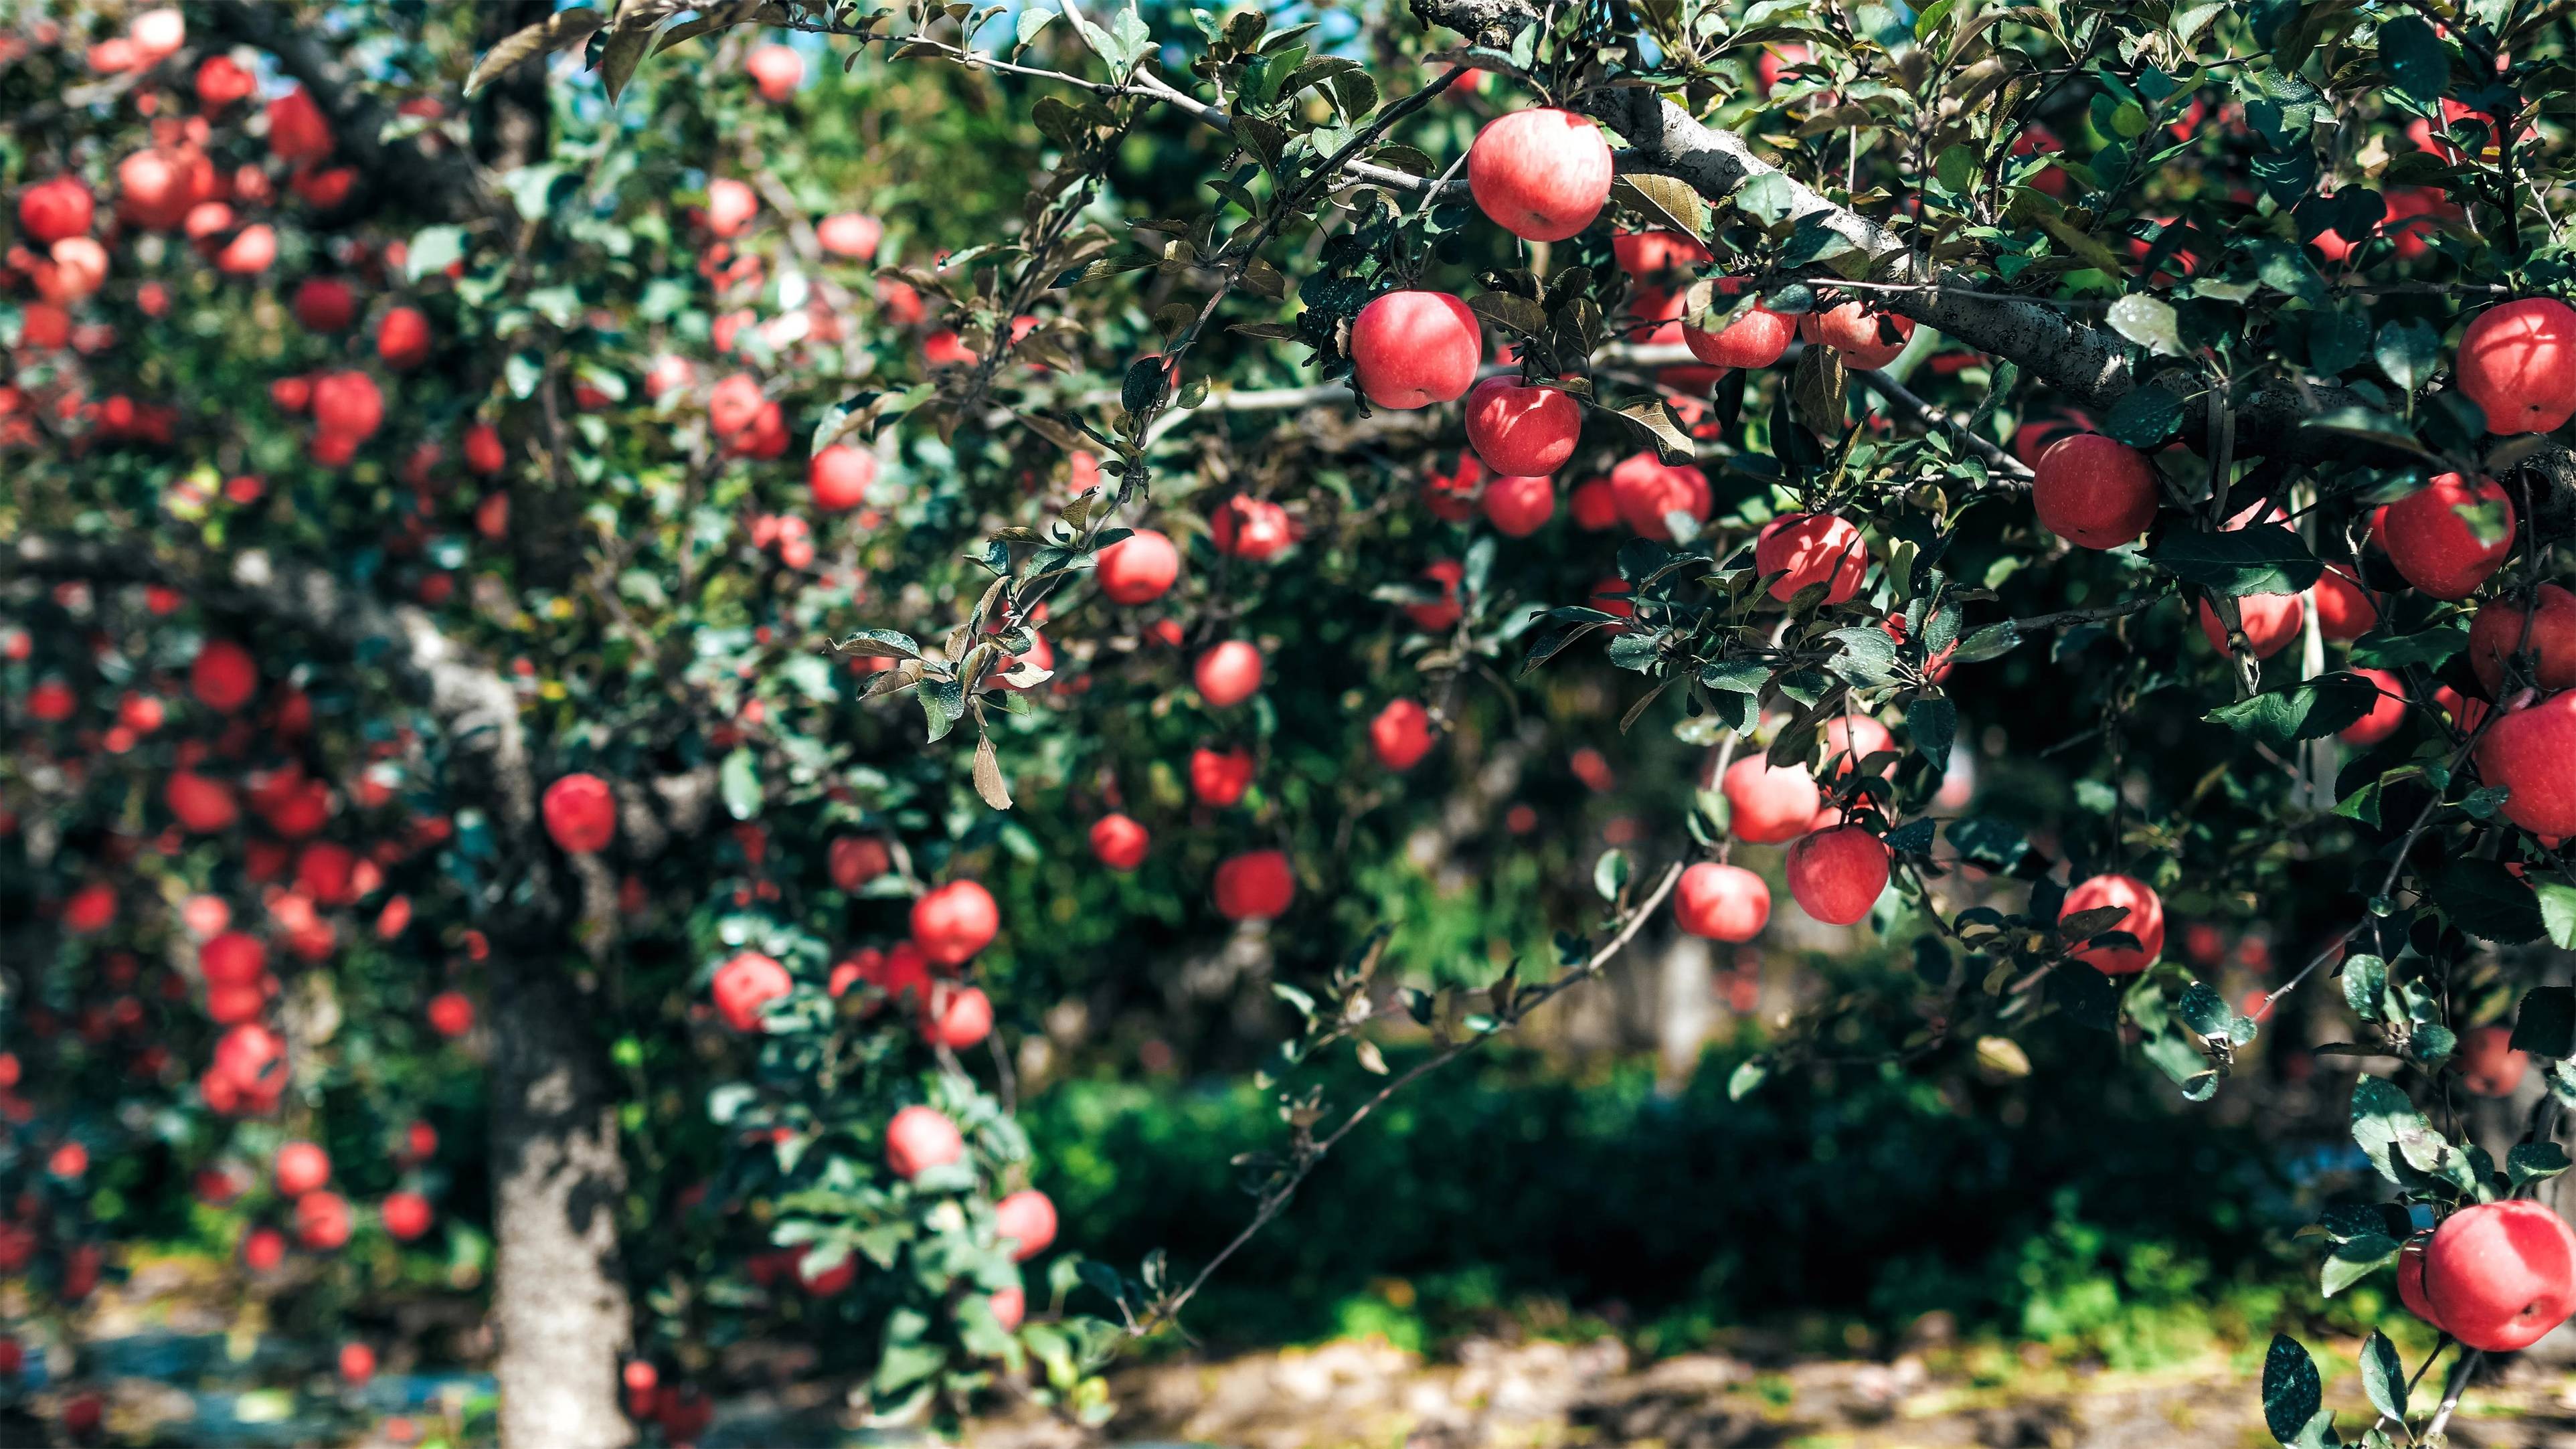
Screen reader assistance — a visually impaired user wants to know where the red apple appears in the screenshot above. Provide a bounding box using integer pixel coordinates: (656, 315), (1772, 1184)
(191, 638), (259, 712)
(541, 772), (616, 854)
(1608, 452), (1711, 540)
(989, 1284), (1027, 1330)
(340, 1342), (377, 1385)
(1369, 698), (1436, 771)
(2313, 564), (2380, 640)
(1214, 849), (1296, 921)
(706, 178), (757, 238)
(818, 213), (882, 259)
(292, 276), (356, 331)
(1211, 496), (1295, 559)
(712, 950), (792, 1031)
(912, 880), (999, 966)
(1098, 529), (1179, 604)
(995, 1189), (1057, 1260)
(201, 931), (266, 987)
(17, 175), (94, 243)
(1800, 302), (1913, 369)
(809, 444), (875, 512)
(1785, 825), (1889, 924)
(1612, 230), (1712, 275)
(2399, 1236), (2450, 1332)
(1349, 290), (1482, 410)
(267, 86), (333, 163)
(296, 1190), (353, 1250)
(2460, 1023), (2528, 1096)
(1674, 861), (1771, 942)
(1466, 108), (1613, 242)
(1089, 813), (1149, 871)
(2059, 873), (2165, 974)
(2470, 584), (2576, 693)
(311, 370), (383, 441)
(376, 307), (431, 369)
(1754, 513), (1867, 604)
(1405, 559), (1465, 631)
(2032, 433), (2159, 549)
(2456, 297), (2576, 434)
(381, 1190), (433, 1242)
(885, 1104), (964, 1179)
(919, 984), (993, 1049)
(1189, 745), (1256, 806)
(2376, 473), (2514, 600)
(745, 43), (803, 100)
(1463, 376), (1581, 477)
(1820, 715), (1895, 778)
(1194, 641), (1264, 708)
(1481, 474), (1555, 536)
(275, 1139), (331, 1195)
(1571, 477), (1619, 531)
(1682, 297), (1796, 369)
(2339, 667), (2407, 746)
(426, 991), (473, 1039)
(1723, 756), (1821, 843)
(2423, 1199), (2576, 1351)
(828, 835), (891, 890)
(2196, 592), (2306, 659)
(2479, 691), (2576, 836)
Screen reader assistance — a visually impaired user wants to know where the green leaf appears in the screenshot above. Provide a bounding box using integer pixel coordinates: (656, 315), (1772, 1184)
(1950, 621), (2023, 664)
(1015, 3), (1056, 49)
(2049, 961), (2121, 1031)
(2261, 1335), (2324, 1447)
(405, 225), (467, 282)
(1727, 1057), (1769, 1100)
(2379, 15), (2450, 102)
(2376, 318), (2441, 393)
(2434, 857), (2545, 944)
(2103, 383), (2184, 447)
(2511, 1141), (2571, 1189)
(2150, 525), (2322, 596)
(719, 748), (761, 821)
(2324, 1232), (2399, 1296)
(2537, 880), (2576, 949)
(2204, 673), (2380, 750)
(1907, 694), (1956, 768)
(2342, 953), (2390, 1023)
(2359, 1331), (2405, 1420)
(2107, 294), (2186, 356)
(2350, 625), (2464, 669)
(2512, 985), (2576, 1057)
(1593, 848), (1631, 903)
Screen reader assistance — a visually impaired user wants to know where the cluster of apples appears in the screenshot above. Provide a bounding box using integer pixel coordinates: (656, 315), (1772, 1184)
(220, 1135), (439, 1276)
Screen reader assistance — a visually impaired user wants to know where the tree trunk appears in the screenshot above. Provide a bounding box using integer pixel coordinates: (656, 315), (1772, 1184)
(490, 954), (635, 1449)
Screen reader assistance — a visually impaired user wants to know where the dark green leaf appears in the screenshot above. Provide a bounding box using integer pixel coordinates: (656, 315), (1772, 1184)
(2204, 673), (2379, 750)
(2513, 985), (2576, 1057)
(2104, 383), (2184, 447)
(2149, 525), (2322, 596)
(2434, 857), (2545, 944)
(2261, 1336), (2322, 1448)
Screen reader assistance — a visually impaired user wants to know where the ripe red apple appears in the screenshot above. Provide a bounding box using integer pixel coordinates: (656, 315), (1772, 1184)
(2399, 1236), (2450, 1332)
(191, 638), (259, 712)
(818, 213), (882, 259)
(988, 1284), (1027, 1330)
(1194, 641), (1264, 707)
(2313, 564), (2380, 640)
(1784, 826), (1889, 925)
(885, 1104), (965, 1179)
(17, 175), (94, 243)
(404, 1120), (438, 1162)
(1098, 529), (1180, 604)
(268, 86), (334, 163)
(2059, 873), (2165, 974)
(919, 984), (993, 1049)
(1800, 302), (1914, 369)
(1722, 756), (1820, 843)
(1612, 229), (1713, 276)
(2339, 667), (2407, 746)
(995, 1189), (1057, 1261)
(1369, 698), (1436, 771)
(426, 991), (473, 1039)
(1570, 477), (1619, 531)
(2031, 433), (2158, 549)
(374, 307), (432, 369)
(1211, 496), (1295, 559)
(1405, 559), (1466, 632)
(201, 931), (266, 987)
(292, 276), (356, 331)
(1466, 108), (1613, 241)
(829, 835), (891, 890)
(2457, 297), (2576, 433)
(541, 772), (616, 854)
(1481, 474), (1555, 536)
(1820, 715), (1896, 779)
(1464, 376), (1581, 477)
(296, 1190), (352, 1250)
(2459, 1023), (2528, 1096)
(2196, 592), (2306, 659)
(1189, 744), (1256, 806)
(2423, 1199), (2576, 1351)
(1090, 813), (1149, 871)
(381, 1190), (434, 1242)
(2478, 691), (2576, 836)
(311, 370), (384, 441)
(712, 951), (792, 1031)
(340, 1342), (377, 1385)
(1214, 849), (1296, 921)
(216, 222), (278, 274)
(2376, 473), (2514, 600)
(706, 177), (758, 238)
(912, 879), (999, 965)
(242, 1226), (287, 1272)
(1674, 861), (1771, 942)
(1682, 297), (1796, 369)
(2470, 584), (2576, 693)
(1608, 451), (1711, 540)
(808, 444), (876, 512)
(1754, 513), (1867, 604)
(710, 376), (764, 438)
(1349, 290), (1482, 410)
(214, 1023), (286, 1096)
(745, 43), (804, 100)
(275, 1139), (332, 1195)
